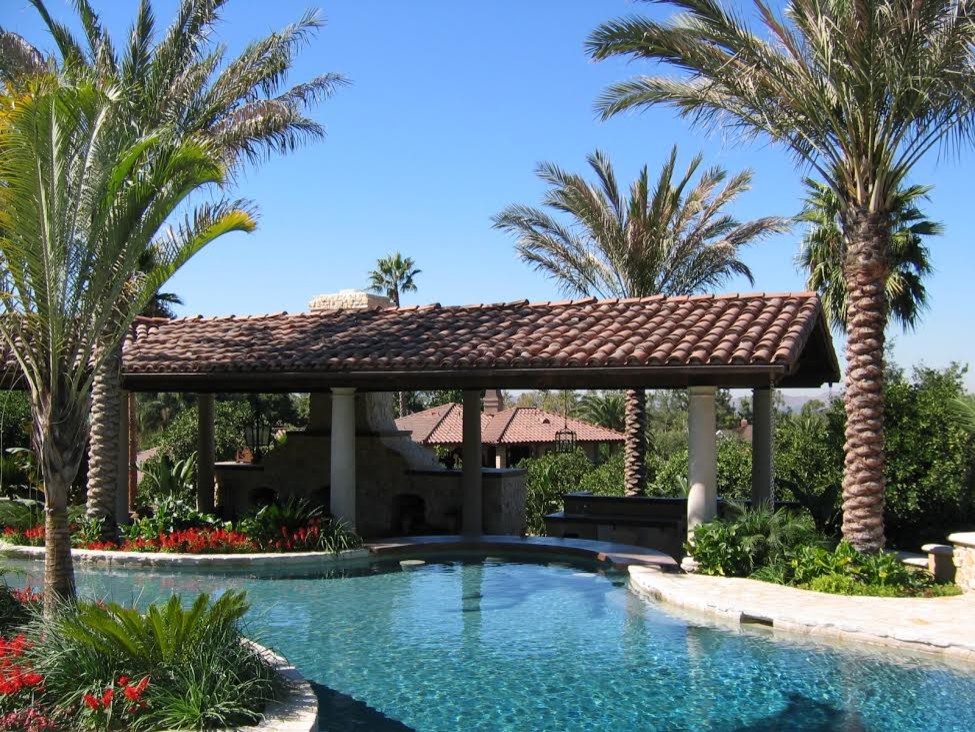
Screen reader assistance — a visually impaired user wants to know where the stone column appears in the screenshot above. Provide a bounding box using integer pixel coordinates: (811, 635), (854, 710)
(751, 387), (774, 507)
(687, 386), (717, 531)
(114, 390), (130, 524)
(462, 389), (483, 535)
(330, 388), (357, 529)
(196, 394), (216, 514)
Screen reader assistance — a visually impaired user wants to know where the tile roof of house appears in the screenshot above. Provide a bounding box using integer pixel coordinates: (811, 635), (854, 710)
(396, 404), (624, 446)
(114, 291), (838, 391)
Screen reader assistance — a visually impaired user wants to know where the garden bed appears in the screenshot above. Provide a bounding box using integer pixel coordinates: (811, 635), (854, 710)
(0, 588), (310, 731)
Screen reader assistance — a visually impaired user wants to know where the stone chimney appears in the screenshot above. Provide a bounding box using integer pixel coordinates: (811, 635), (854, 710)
(308, 288), (391, 311)
(483, 389), (505, 415)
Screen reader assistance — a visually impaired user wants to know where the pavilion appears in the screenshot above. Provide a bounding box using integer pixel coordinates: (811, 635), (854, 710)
(100, 289), (839, 538)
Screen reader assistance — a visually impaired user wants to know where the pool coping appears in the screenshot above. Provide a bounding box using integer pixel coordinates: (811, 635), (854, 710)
(628, 565), (975, 665)
(0, 541), (372, 569)
(0, 535), (678, 572)
(238, 640), (318, 732)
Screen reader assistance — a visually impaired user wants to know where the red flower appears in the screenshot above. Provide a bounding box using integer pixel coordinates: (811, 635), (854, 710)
(83, 693), (101, 710)
(22, 672), (43, 687)
(102, 687), (114, 706)
(117, 675), (130, 686)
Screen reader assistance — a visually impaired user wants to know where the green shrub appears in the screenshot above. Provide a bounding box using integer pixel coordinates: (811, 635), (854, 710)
(650, 439), (752, 498)
(25, 591), (281, 730)
(123, 495), (224, 542)
(689, 504), (823, 577)
(238, 498), (363, 553)
(0, 497), (42, 531)
(150, 400), (251, 469)
(138, 453), (198, 506)
(771, 365), (975, 548)
(577, 451), (625, 495)
(518, 450), (594, 535)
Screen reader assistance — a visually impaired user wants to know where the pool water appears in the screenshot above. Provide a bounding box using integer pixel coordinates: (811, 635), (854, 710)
(8, 556), (975, 731)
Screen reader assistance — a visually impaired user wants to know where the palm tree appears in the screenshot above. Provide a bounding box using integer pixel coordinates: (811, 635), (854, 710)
(578, 391), (626, 432)
(493, 147), (787, 496)
(798, 180), (939, 331)
(4, 0), (344, 525)
(368, 253), (421, 307)
(587, 0), (975, 552)
(0, 74), (255, 610)
(368, 252), (421, 417)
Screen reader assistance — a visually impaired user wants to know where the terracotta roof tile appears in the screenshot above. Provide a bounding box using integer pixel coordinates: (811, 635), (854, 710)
(116, 292), (837, 387)
(396, 405), (624, 446)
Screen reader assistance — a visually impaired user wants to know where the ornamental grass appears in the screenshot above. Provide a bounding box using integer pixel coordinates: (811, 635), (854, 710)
(0, 590), (281, 731)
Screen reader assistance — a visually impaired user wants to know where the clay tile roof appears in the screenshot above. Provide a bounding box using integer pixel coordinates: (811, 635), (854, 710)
(396, 405), (624, 446)
(116, 291), (839, 391)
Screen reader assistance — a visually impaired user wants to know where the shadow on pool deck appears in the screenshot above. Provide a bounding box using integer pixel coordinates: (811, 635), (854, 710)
(312, 682), (415, 731)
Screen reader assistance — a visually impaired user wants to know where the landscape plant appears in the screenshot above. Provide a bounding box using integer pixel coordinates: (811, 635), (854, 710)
(0, 0), (342, 605)
(7, 591), (282, 731)
(495, 148), (787, 497)
(689, 503), (824, 577)
(690, 509), (960, 597)
(589, 0), (975, 552)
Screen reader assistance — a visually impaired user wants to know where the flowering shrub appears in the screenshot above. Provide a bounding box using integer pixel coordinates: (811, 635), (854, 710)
(28, 592), (280, 730)
(1, 525), (44, 547)
(0, 635), (46, 728)
(3, 501), (362, 555)
(120, 527), (255, 554)
(79, 675), (150, 728)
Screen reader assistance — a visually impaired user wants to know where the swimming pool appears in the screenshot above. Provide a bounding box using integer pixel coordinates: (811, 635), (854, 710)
(8, 556), (975, 731)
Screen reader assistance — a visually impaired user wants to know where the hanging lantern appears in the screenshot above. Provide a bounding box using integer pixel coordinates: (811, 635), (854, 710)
(555, 390), (577, 453)
(243, 403), (273, 463)
(555, 425), (577, 453)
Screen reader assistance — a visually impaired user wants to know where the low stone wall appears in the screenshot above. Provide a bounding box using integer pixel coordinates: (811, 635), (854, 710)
(0, 542), (371, 573)
(949, 533), (975, 593)
(241, 641), (319, 732)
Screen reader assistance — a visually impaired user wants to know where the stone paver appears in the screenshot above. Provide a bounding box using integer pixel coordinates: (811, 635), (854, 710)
(629, 566), (975, 664)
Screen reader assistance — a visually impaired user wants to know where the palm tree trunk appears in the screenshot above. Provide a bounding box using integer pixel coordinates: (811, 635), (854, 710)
(398, 391), (408, 418)
(624, 388), (647, 496)
(32, 390), (88, 613)
(841, 211), (889, 552)
(86, 343), (121, 528)
(128, 391), (138, 513)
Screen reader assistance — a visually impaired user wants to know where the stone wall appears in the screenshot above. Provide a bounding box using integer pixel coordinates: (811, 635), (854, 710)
(308, 289), (391, 311)
(949, 533), (975, 593)
(216, 391), (527, 538)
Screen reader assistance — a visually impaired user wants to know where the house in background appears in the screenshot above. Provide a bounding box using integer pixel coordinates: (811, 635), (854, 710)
(395, 389), (624, 468)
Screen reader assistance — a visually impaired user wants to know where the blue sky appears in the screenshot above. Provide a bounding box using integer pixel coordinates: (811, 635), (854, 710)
(3, 0), (973, 388)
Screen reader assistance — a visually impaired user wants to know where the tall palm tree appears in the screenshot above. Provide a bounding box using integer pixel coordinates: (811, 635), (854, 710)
(3, 0), (344, 525)
(587, 0), (975, 551)
(368, 252), (421, 307)
(798, 180), (939, 331)
(578, 391), (626, 432)
(493, 148), (787, 496)
(0, 74), (256, 610)
(368, 252), (421, 417)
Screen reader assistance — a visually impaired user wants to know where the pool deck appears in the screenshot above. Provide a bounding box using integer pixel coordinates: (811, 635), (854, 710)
(629, 566), (975, 664)
(366, 535), (680, 571)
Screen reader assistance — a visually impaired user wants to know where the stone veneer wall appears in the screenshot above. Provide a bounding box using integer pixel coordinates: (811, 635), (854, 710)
(949, 533), (975, 593)
(308, 289), (391, 311)
(215, 391), (528, 537)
